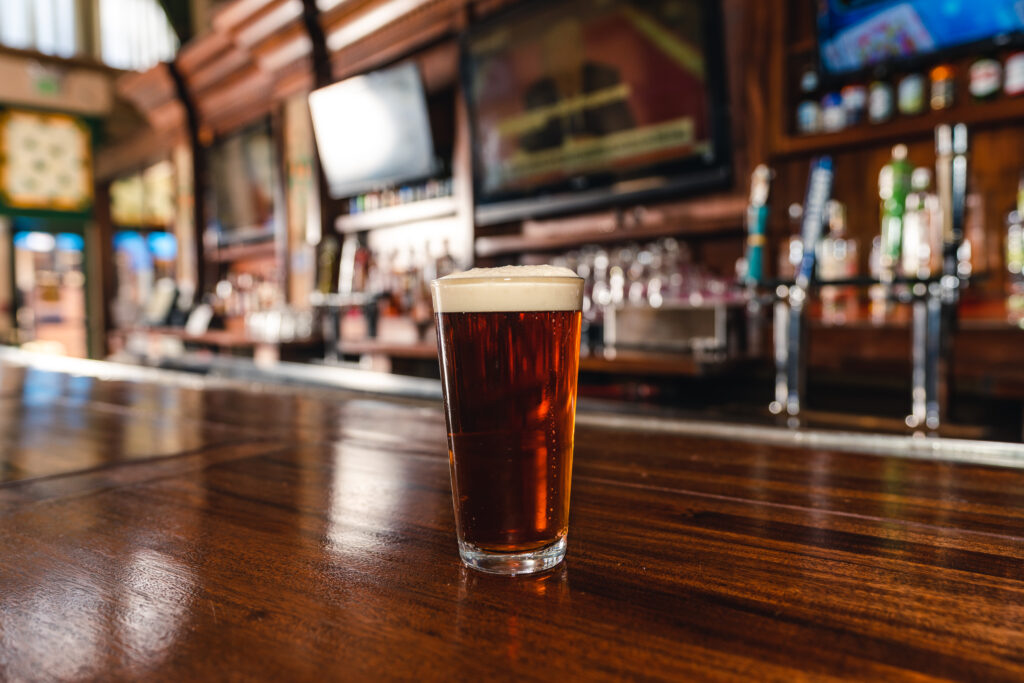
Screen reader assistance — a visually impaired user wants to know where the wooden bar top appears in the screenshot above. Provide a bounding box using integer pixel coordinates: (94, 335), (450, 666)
(1, 355), (1024, 680)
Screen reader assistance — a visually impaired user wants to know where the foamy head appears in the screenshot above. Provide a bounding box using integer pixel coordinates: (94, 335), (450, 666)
(431, 265), (583, 313)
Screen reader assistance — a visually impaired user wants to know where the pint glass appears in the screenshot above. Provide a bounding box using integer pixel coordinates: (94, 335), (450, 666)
(432, 266), (583, 575)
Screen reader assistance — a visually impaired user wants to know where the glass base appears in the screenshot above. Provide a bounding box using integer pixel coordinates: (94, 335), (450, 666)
(458, 536), (567, 576)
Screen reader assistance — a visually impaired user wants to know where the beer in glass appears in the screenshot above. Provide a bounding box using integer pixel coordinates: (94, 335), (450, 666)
(432, 266), (583, 575)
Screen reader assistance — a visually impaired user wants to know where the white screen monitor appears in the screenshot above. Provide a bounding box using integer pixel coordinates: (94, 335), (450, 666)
(309, 62), (437, 198)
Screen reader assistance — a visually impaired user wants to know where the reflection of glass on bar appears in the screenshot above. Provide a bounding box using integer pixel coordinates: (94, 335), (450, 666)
(432, 266), (584, 575)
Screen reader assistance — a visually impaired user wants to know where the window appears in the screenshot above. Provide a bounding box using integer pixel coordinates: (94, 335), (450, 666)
(100, 0), (179, 71)
(0, 0), (178, 71)
(0, 0), (77, 58)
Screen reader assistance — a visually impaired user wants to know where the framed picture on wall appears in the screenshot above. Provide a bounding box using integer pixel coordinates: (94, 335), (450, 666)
(0, 109), (93, 213)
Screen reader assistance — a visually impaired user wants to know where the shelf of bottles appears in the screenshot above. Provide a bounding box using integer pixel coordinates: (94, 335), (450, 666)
(313, 233), (463, 362)
(785, 41), (1024, 155)
(335, 178), (455, 233)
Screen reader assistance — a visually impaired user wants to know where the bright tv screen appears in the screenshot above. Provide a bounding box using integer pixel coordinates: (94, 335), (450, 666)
(819, 0), (1024, 74)
(463, 0), (731, 223)
(309, 62), (437, 198)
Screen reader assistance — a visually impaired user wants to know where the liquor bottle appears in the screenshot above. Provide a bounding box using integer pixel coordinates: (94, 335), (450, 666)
(1005, 52), (1024, 97)
(402, 247), (419, 314)
(778, 203), (804, 281)
(411, 247), (433, 340)
(878, 144), (912, 282)
(867, 236), (887, 322)
(817, 200), (858, 323)
(434, 239), (458, 279)
(352, 239), (370, 293)
(901, 167), (939, 279)
(930, 64), (955, 110)
(969, 58), (1002, 100)
(821, 92), (846, 132)
(869, 79), (895, 124)
(841, 84), (867, 125)
(897, 73), (926, 116)
(337, 235), (359, 296)
(1007, 210), (1024, 317)
(796, 65), (822, 135)
(380, 249), (401, 317)
(363, 250), (381, 338)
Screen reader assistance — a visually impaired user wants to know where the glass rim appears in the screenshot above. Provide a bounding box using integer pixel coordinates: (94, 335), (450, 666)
(431, 274), (583, 288)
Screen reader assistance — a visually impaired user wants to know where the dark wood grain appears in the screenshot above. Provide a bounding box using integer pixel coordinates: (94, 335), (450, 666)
(1, 357), (1023, 681)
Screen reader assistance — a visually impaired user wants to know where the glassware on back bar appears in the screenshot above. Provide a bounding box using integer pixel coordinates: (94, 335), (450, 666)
(817, 200), (858, 323)
(432, 266), (584, 575)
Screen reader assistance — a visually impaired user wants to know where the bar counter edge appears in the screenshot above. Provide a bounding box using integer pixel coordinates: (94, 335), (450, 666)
(3, 345), (1022, 470)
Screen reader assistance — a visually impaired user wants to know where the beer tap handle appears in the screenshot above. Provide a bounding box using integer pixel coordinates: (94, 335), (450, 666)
(795, 157), (834, 292)
(950, 123), (968, 274)
(783, 157), (834, 417)
(770, 291), (789, 416)
(935, 124), (963, 276)
(745, 164), (773, 286)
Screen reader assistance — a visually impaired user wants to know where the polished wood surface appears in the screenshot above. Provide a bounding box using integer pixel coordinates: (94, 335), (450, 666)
(2, 357), (1023, 680)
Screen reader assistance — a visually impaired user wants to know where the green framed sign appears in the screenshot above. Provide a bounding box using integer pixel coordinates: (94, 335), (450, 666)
(0, 108), (94, 219)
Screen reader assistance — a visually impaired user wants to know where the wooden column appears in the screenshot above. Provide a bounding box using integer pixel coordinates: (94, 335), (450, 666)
(299, 0), (338, 291)
(167, 59), (207, 296)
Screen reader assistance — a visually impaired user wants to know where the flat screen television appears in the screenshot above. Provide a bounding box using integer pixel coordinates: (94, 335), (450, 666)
(309, 62), (438, 198)
(206, 119), (277, 245)
(463, 0), (731, 225)
(819, 0), (1024, 75)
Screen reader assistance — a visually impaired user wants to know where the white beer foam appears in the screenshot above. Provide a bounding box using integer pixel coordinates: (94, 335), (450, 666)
(432, 265), (583, 313)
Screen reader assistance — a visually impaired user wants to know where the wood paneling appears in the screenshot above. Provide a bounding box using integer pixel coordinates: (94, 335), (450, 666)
(325, 0), (464, 82)
(170, 0), (313, 135)
(116, 63), (185, 136)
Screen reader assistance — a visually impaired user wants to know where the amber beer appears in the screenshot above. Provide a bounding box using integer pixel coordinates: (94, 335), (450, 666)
(432, 266), (583, 574)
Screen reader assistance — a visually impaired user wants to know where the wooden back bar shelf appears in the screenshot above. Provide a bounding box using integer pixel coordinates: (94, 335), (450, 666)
(475, 194), (748, 257)
(774, 95), (1024, 159)
(336, 195), (458, 233)
(207, 239), (278, 264)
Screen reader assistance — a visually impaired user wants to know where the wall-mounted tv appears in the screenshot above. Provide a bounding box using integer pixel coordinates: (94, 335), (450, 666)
(309, 62), (438, 198)
(819, 0), (1024, 75)
(206, 119), (278, 245)
(462, 0), (731, 225)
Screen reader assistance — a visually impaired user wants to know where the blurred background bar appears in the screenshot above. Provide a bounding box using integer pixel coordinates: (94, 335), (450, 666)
(2, 0), (1024, 441)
